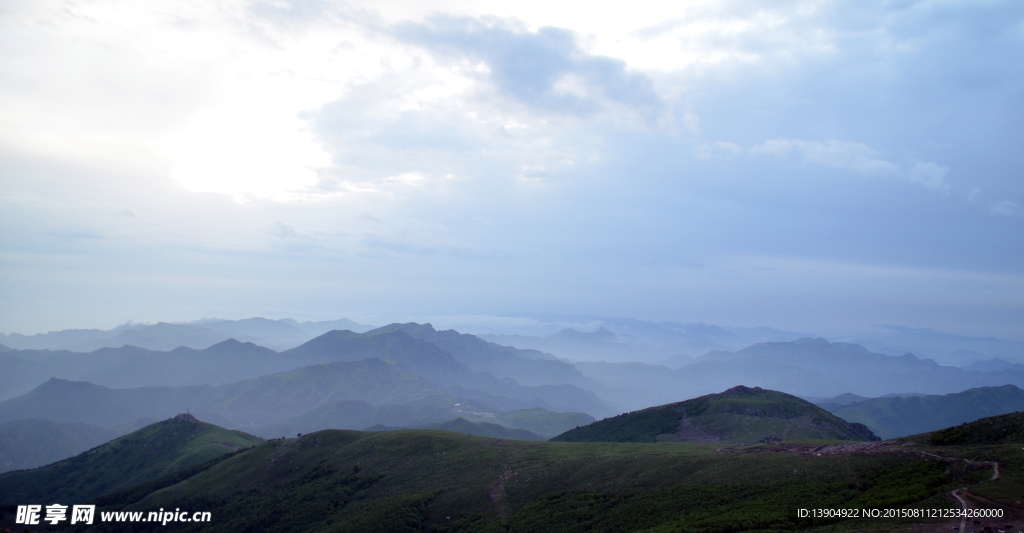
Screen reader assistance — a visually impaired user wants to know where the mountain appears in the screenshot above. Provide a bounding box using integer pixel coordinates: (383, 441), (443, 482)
(680, 338), (1024, 398)
(249, 400), (461, 438)
(0, 359), (458, 429)
(961, 358), (1024, 373)
(285, 328), (613, 417)
(0, 317), (373, 353)
(481, 317), (807, 363)
(283, 318), (375, 337)
(829, 385), (1024, 439)
(850, 325), (1024, 366)
(489, 407), (595, 438)
(0, 414), (262, 504)
(368, 323), (590, 387)
(812, 393), (872, 412)
(420, 418), (546, 440)
(58, 426), (987, 533)
(0, 354), (607, 432)
(0, 419), (120, 474)
(0, 340), (292, 401)
(552, 386), (878, 443)
(928, 410), (1024, 445)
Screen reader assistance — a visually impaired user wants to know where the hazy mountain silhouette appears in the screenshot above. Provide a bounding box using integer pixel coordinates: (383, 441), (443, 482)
(0, 419), (120, 474)
(828, 384), (1024, 439)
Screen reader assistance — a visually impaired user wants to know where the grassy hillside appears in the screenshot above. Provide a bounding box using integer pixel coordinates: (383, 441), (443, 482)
(75, 427), (992, 533)
(0, 419), (119, 473)
(552, 386), (878, 443)
(0, 414), (263, 504)
(831, 384), (1024, 439)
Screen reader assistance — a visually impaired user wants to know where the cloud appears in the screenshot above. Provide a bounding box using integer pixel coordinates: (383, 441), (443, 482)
(750, 138), (950, 192)
(751, 139), (899, 175)
(394, 17), (663, 121)
(990, 201), (1020, 217)
(907, 161), (951, 193)
(696, 141), (741, 158)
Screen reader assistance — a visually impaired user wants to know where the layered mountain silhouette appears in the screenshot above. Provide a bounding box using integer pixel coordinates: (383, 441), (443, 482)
(825, 384), (1024, 439)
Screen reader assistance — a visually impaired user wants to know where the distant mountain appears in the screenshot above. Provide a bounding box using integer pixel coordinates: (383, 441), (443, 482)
(812, 393), (872, 412)
(0, 359), (455, 429)
(488, 408), (595, 438)
(283, 318), (375, 337)
(551, 386), (878, 443)
(420, 418), (545, 440)
(0, 317), (373, 353)
(676, 338), (1024, 398)
(250, 400), (460, 438)
(850, 325), (1024, 366)
(657, 352), (695, 369)
(369, 323), (590, 387)
(0, 340), (294, 402)
(284, 328), (613, 417)
(0, 419), (120, 474)
(0, 414), (262, 504)
(482, 318), (807, 363)
(960, 358), (1024, 373)
(829, 385), (1024, 439)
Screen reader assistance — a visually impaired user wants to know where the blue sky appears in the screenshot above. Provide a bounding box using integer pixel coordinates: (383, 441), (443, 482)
(1, 0), (1022, 338)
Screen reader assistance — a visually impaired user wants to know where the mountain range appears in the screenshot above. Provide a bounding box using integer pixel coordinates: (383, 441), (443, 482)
(826, 384), (1024, 439)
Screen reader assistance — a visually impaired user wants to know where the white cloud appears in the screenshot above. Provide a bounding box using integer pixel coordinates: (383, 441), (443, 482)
(695, 141), (741, 158)
(990, 201), (1020, 217)
(751, 139), (899, 176)
(907, 161), (950, 193)
(750, 138), (950, 192)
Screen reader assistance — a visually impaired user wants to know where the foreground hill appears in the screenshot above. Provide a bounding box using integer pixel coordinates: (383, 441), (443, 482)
(831, 384), (1024, 439)
(66, 427), (993, 533)
(0, 414), (262, 504)
(552, 386), (878, 443)
(0, 419), (119, 474)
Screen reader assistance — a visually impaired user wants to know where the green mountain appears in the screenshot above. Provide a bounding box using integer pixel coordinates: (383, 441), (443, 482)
(829, 384), (1024, 439)
(552, 386), (878, 443)
(0, 419), (119, 474)
(928, 410), (1024, 445)
(0, 414), (262, 504)
(420, 418), (546, 440)
(66, 427), (993, 533)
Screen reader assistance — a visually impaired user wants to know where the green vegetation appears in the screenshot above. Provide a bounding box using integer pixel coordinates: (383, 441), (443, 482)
(66, 427), (982, 533)
(553, 386), (877, 443)
(928, 410), (1024, 445)
(0, 414), (262, 503)
(833, 385), (1024, 439)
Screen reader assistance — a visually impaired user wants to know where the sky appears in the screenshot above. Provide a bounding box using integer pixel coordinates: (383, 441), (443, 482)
(0, 0), (1022, 338)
